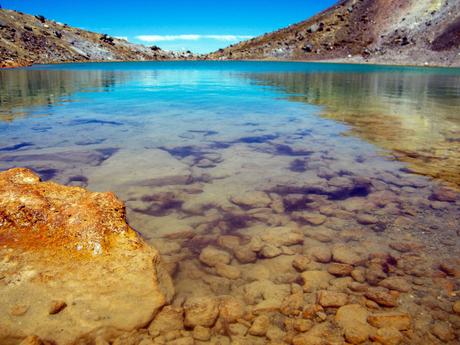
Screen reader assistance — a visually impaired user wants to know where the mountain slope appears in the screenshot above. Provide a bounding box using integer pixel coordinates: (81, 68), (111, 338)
(208, 0), (460, 66)
(0, 9), (193, 68)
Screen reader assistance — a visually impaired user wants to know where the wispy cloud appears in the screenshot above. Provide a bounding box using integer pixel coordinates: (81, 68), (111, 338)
(136, 34), (253, 42)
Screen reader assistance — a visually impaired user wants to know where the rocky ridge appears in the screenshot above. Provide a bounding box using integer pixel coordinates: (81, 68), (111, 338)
(208, 0), (460, 67)
(0, 9), (194, 68)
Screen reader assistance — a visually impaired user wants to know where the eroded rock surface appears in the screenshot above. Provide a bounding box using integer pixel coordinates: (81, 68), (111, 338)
(0, 168), (174, 345)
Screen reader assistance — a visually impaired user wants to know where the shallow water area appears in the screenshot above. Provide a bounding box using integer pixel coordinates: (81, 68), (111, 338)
(1, 61), (460, 344)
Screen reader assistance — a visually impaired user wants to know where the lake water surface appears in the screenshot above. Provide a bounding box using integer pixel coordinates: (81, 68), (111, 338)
(1, 61), (460, 343)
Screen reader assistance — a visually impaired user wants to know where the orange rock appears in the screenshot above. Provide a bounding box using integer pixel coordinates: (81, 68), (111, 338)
(0, 168), (174, 345)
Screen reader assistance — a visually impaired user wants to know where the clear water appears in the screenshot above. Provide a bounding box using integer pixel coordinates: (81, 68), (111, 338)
(1, 61), (460, 342)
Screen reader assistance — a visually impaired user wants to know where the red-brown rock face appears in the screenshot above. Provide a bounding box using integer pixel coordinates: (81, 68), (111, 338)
(0, 168), (174, 345)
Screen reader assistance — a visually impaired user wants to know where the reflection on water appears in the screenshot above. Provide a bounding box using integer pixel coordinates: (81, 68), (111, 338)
(246, 71), (460, 188)
(1, 62), (460, 344)
(0, 69), (129, 121)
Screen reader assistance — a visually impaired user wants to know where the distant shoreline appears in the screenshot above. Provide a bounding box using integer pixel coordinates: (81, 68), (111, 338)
(2, 58), (459, 70)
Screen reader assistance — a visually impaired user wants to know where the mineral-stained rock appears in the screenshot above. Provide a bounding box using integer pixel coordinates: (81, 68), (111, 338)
(0, 168), (174, 345)
(367, 312), (411, 330)
(184, 296), (219, 327)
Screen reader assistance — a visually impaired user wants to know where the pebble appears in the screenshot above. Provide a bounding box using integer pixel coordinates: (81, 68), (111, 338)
(317, 290), (348, 307)
(292, 255), (311, 271)
(336, 304), (371, 345)
(327, 263), (354, 276)
(452, 300), (460, 315)
(215, 263), (241, 280)
(309, 245), (332, 263)
(233, 245), (257, 263)
(248, 315), (270, 336)
(219, 296), (245, 323)
(332, 245), (362, 265)
(371, 327), (403, 345)
(357, 214), (378, 225)
(193, 325), (211, 341)
(199, 246), (231, 267)
(430, 321), (456, 342)
(149, 306), (184, 336)
(260, 244), (282, 258)
(230, 191), (272, 208)
(378, 277), (411, 292)
(367, 312), (411, 330)
(292, 212), (327, 225)
(365, 287), (398, 307)
(301, 271), (333, 292)
(184, 297), (219, 327)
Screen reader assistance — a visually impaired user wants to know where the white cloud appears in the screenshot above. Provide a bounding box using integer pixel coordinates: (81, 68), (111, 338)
(115, 36), (128, 41)
(136, 34), (253, 42)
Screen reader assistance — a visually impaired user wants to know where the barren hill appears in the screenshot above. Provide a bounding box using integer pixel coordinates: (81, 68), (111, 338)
(0, 9), (193, 68)
(208, 0), (460, 67)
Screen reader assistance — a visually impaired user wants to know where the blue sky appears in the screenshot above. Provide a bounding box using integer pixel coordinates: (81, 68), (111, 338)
(2, 1), (337, 53)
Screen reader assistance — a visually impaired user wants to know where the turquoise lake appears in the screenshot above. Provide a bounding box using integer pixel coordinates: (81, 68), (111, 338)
(1, 62), (460, 337)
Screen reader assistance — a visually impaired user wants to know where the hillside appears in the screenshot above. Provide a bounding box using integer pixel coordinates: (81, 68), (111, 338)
(0, 9), (193, 68)
(208, 0), (460, 67)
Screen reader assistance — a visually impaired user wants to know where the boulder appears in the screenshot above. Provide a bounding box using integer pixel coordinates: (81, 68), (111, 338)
(0, 168), (174, 345)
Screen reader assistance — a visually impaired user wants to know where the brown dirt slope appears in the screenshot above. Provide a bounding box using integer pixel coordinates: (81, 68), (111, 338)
(208, 0), (460, 67)
(0, 9), (193, 67)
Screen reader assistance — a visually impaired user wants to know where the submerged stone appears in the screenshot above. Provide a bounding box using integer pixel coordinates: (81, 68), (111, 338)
(0, 168), (174, 345)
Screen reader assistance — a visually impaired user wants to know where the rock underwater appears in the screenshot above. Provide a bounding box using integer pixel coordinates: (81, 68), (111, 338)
(0, 168), (174, 345)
